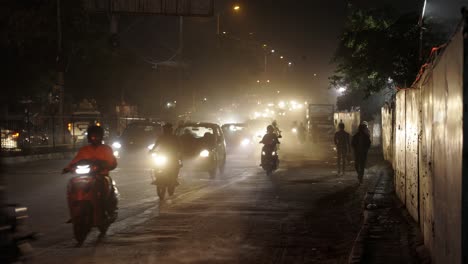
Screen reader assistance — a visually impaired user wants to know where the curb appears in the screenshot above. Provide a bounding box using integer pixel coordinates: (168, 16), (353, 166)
(1, 152), (75, 165)
(347, 167), (384, 264)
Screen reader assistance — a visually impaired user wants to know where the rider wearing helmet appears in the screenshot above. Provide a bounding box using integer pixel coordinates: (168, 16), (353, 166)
(260, 125), (280, 147)
(63, 125), (117, 217)
(151, 123), (181, 155)
(150, 123), (182, 186)
(64, 125), (116, 173)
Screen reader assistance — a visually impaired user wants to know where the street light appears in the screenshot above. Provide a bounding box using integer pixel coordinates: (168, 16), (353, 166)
(271, 49), (275, 53)
(217, 4), (241, 36)
(288, 62), (292, 66)
(280, 56), (284, 59)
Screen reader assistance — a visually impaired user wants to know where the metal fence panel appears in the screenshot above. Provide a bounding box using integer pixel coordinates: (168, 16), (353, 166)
(394, 91), (406, 203)
(419, 71), (434, 253)
(432, 29), (464, 264)
(405, 89), (420, 222)
(381, 104), (393, 162)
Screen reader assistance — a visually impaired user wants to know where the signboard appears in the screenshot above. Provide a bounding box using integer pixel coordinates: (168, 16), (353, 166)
(83, 0), (214, 17)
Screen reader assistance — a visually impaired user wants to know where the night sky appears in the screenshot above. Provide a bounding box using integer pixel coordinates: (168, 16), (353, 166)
(118, 0), (466, 105)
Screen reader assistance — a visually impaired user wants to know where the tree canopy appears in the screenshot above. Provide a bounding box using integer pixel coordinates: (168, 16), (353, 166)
(330, 6), (421, 96)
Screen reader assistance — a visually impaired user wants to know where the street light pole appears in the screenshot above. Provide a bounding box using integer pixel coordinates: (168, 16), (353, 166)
(419, 0), (427, 63)
(56, 0), (65, 144)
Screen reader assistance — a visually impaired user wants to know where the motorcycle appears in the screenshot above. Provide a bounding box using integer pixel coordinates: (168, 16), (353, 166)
(261, 145), (279, 176)
(149, 149), (181, 200)
(0, 204), (37, 263)
(65, 160), (119, 245)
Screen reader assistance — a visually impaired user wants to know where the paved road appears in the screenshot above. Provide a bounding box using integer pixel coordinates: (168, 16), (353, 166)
(5, 142), (374, 263)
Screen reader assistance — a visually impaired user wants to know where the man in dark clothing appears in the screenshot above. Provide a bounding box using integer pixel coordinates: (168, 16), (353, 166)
(352, 123), (372, 183)
(334, 123), (350, 176)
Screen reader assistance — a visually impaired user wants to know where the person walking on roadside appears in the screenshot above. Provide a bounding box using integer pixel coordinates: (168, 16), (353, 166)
(334, 123), (350, 176)
(352, 123), (371, 184)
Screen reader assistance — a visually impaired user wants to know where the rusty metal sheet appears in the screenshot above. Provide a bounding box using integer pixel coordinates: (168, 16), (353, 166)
(394, 90), (406, 203)
(431, 29), (463, 263)
(418, 71), (434, 253)
(381, 105), (393, 161)
(405, 89), (420, 222)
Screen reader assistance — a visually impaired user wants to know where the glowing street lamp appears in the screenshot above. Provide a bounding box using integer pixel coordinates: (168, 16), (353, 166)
(280, 56), (284, 59)
(233, 5), (241, 11)
(271, 49), (275, 53)
(288, 62), (292, 66)
(338, 87), (347, 93)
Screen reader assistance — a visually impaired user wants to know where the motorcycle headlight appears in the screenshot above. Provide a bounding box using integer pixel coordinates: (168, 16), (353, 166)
(152, 153), (167, 166)
(241, 138), (251, 146)
(147, 143), (155, 150)
(200, 149), (210, 157)
(76, 165), (91, 174)
(112, 142), (122, 149)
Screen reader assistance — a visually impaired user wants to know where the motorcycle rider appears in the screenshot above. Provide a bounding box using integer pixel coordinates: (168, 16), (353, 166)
(150, 123), (182, 187)
(63, 125), (117, 218)
(271, 120), (282, 137)
(260, 125), (280, 166)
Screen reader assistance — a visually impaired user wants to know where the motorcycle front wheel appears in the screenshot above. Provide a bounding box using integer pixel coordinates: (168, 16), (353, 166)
(72, 202), (92, 245)
(157, 185), (167, 200)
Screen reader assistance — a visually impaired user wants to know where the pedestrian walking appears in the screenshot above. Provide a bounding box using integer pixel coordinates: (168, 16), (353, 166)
(334, 123), (350, 176)
(352, 123), (371, 184)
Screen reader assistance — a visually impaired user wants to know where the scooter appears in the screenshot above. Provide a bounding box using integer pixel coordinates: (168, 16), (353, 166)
(261, 145), (279, 176)
(149, 149), (181, 200)
(65, 160), (119, 245)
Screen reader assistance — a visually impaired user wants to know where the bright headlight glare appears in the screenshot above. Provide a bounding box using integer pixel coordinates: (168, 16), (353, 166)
(76, 165), (91, 174)
(113, 150), (119, 157)
(147, 143), (155, 150)
(292, 128), (297, 133)
(241, 138), (250, 146)
(262, 151), (266, 155)
(272, 151), (276, 156)
(112, 142), (122, 149)
(200, 149), (210, 157)
(152, 154), (167, 166)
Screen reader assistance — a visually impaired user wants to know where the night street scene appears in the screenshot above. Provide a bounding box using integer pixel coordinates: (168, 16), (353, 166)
(1, 0), (467, 263)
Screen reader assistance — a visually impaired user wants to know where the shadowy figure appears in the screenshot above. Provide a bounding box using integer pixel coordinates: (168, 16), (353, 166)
(334, 123), (350, 176)
(352, 123), (371, 184)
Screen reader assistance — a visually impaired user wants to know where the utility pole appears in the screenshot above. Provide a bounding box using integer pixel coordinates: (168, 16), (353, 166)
(418, 0), (427, 63)
(56, 0), (65, 144)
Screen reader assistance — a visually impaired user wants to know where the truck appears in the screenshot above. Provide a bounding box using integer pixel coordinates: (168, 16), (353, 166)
(306, 104), (335, 143)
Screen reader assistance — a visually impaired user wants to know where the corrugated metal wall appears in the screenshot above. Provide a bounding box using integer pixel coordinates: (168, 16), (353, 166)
(394, 91), (406, 203)
(419, 70), (434, 254)
(381, 105), (393, 161)
(405, 89), (420, 222)
(381, 28), (464, 263)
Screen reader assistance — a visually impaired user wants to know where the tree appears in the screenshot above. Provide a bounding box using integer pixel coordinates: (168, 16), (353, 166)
(330, 6), (421, 96)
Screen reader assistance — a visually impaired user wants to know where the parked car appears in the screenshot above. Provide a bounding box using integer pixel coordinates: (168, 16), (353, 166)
(176, 122), (226, 178)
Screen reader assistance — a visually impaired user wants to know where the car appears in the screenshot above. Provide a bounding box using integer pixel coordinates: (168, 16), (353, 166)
(221, 123), (254, 151)
(111, 121), (163, 159)
(176, 122), (226, 178)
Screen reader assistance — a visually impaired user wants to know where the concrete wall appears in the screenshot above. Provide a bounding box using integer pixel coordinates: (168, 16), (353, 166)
(381, 27), (464, 263)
